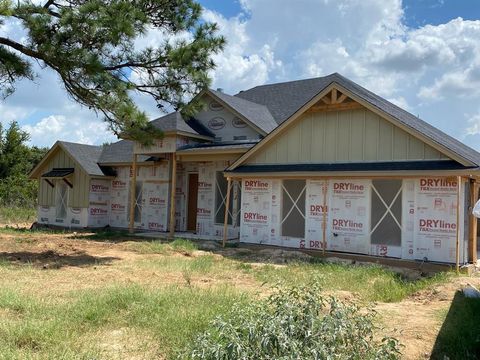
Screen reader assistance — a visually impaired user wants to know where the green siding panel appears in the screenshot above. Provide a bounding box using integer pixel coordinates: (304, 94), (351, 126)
(248, 106), (451, 165)
(37, 147), (90, 208)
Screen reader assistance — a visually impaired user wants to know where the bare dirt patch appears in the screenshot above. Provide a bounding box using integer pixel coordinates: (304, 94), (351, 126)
(377, 276), (480, 360)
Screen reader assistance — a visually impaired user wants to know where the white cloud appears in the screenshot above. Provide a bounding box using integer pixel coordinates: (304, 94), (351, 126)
(3, 0), (480, 151)
(465, 112), (480, 136)
(22, 114), (116, 147)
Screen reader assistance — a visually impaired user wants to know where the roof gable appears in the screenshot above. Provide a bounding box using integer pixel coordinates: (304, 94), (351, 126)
(245, 102), (450, 166)
(228, 75), (480, 170)
(30, 141), (104, 178)
(205, 89), (277, 134)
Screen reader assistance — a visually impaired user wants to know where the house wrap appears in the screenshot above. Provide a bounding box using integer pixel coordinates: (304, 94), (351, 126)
(30, 73), (480, 265)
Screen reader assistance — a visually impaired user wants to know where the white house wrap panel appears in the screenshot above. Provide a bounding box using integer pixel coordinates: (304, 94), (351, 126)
(328, 180), (371, 255)
(238, 177), (466, 263)
(88, 179), (110, 227)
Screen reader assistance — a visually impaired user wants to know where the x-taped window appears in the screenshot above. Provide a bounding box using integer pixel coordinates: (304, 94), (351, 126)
(127, 181), (143, 223)
(281, 180), (306, 238)
(55, 181), (68, 219)
(214, 172), (241, 225)
(370, 179), (402, 246)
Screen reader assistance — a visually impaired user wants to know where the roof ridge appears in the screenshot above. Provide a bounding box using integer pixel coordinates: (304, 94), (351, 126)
(58, 140), (102, 149)
(236, 73), (338, 94)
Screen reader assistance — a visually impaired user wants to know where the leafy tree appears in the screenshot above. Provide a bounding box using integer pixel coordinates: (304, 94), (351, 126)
(0, 0), (225, 144)
(0, 121), (47, 207)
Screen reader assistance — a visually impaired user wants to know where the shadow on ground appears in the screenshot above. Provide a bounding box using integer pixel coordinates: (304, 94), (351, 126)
(431, 291), (480, 359)
(0, 250), (119, 268)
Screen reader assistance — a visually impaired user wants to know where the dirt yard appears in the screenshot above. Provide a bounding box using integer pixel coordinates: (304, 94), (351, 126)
(0, 227), (478, 359)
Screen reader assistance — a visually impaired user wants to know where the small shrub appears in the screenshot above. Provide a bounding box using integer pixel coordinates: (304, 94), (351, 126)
(182, 282), (402, 360)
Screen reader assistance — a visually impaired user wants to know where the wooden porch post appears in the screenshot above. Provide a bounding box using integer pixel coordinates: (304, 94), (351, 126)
(469, 179), (478, 263)
(169, 153), (177, 239)
(128, 153), (138, 234)
(223, 177), (232, 248)
(455, 176), (461, 273)
(322, 180), (328, 255)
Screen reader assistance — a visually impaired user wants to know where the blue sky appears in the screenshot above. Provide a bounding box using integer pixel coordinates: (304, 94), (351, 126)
(2, 0), (480, 151)
(198, 0), (480, 28)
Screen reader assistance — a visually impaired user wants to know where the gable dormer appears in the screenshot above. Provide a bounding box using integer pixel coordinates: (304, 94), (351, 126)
(193, 90), (277, 142)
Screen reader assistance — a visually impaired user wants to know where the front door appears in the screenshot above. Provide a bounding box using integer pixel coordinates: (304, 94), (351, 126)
(187, 173), (199, 232)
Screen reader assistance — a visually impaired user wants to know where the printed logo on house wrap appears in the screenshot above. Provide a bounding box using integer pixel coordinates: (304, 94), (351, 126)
(208, 117), (226, 130)
(198, 182), (213, 190)
(111, 203), (125, 213)
(232, 117), (247, 128)
(419, 219), (456, 233)
(112, 180), (127, 190)
(243, 212), (268, 224)
(209, 101), (223, 111)
(91, 183), (109, 193)
(148, 222), (164, 231)
(332, 219), (363, 232)
(419, 178), (457, 192)
(244, 180), (269, 191)
(90, 207), (108, 216)
(71, 208), (81, 214)
(40, 206), (50, 213)
(149, 197), (166, 206)
(309, 205), (327, 216)
(197, 208), (211, 216)
(333, 182), (365, 194)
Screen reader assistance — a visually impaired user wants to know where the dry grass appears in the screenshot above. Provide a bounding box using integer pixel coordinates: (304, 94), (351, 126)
(0, 227), (477, 359)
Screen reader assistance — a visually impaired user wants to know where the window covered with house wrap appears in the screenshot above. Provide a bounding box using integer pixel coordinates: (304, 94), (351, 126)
(370, 179), (402, 246)
(55, 181), (68, 219)
(215, 172), (239, 225)
(281, 180), (306, 238)
(127, 181), (143, 223)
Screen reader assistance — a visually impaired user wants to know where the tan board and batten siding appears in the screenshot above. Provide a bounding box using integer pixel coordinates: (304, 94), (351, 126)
(37, 147), (90, 208)
(249, 107), (449, 165)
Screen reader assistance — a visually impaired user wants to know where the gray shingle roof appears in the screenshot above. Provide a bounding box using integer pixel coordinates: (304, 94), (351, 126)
(235, 74), (336, 124)
(235, 73), (480, 166)
(150, 111), (212, 137)
(209, 89), (277, 133)
(98, 140), (150, 164)
(59, 141), (105, 176)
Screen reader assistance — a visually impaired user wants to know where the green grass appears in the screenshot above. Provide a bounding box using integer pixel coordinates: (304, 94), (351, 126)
(0, 206), (36, 224)
(128, 238), (198, 255)
(0, 284), (246, 359)
(250, 261), (450, 302)
(432, 292), (480, 359)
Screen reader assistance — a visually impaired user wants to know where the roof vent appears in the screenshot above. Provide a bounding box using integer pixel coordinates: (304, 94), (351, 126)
(216, 88), (224, 93)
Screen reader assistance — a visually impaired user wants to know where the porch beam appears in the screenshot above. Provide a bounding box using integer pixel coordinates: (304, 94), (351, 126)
(169, 153), (177, 239)
(469, 179), (478, 263)
(128, 153), (138, 234)
(223, 177), (232, 248)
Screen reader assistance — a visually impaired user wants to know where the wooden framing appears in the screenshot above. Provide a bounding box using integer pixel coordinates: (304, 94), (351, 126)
(169, 154), (177, 238)
(44, 179), (54, 188)
(322, 180), (328, 255)
(306, 101), (364, 113)
(469, 179), (478, 263)
(222, 177), (232, 247)
(128, 153), (138, 234)
(63, 178), (73, 189)
(456, 176), (461, 273)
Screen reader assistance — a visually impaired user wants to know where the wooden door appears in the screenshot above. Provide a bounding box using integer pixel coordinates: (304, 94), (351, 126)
(187, 173), (199, 232)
